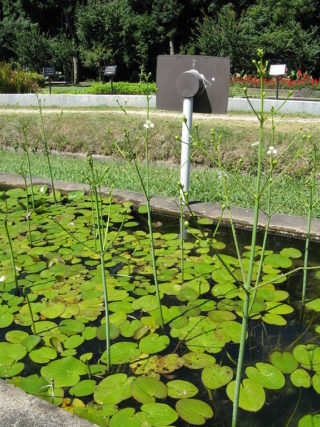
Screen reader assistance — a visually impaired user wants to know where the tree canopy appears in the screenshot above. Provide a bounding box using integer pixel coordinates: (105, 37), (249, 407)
(1, 0), (320, 80)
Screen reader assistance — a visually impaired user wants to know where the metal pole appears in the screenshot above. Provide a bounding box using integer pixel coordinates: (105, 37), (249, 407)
(49, 77), (52, 95)
(276, 76), (279, 100)
(110, 77), (113, 95)
(180, 97), (193, 202)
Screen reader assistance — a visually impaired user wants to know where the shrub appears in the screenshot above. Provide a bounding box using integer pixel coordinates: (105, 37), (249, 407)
(0, 63), (44, 93)
(87, 81), (156, 95)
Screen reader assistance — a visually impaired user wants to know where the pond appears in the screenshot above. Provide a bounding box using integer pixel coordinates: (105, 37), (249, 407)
(0, 185), (319, 427)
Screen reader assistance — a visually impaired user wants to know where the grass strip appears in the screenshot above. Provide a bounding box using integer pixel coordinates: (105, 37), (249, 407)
(0, 148), (318, 218)
(0, 110), (318, 177)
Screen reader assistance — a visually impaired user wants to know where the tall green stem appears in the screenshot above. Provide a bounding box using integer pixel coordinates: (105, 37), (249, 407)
(301, 145), (317, 307)
(3, 214), (20, 295)
(21, 167), (32, 247)
(92, 177), (111, 372)
(232, 56), (265, 427)
(37, 98), (57, 204)
(179, 193), (184, 283)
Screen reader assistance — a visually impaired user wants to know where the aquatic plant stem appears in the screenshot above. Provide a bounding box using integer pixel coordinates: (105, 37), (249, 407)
(232, 53), (265, 427)
(24, 289), (36, 334)
(20, 166), (32, 247)
(179, 192), (184, 283)
(37, 98), (57, 204)
(301, 144), (317, 307)
(93, 182), (111, 373)
(3, 214), (20, 295)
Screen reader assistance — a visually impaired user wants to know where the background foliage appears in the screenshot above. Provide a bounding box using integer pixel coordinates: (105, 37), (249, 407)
(1, 0), (320, 81)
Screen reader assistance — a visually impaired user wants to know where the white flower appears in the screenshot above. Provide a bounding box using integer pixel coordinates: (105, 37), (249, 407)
(0, 275), (5, 282)
(144, 120), (154, 129)
(251, 141), (259, 147)
(218, 170), (229, 181)
(267, 146), (277, 155)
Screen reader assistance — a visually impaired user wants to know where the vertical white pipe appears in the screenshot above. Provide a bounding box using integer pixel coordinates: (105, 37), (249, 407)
(180, 97), (193, 202)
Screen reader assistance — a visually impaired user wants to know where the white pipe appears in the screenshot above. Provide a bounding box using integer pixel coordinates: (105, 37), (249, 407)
(180, 97), (193, 202)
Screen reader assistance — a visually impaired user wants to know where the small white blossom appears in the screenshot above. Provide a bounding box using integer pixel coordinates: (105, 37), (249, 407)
(218, 170), (229, 181)
(251, 141), (259, 147)
(0, 275), (5, 282)
(267, 146), (277, 155)
(144, 120), (154, 129)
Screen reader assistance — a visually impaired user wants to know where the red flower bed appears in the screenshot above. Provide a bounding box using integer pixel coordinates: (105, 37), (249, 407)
(231, 71), (320, 91)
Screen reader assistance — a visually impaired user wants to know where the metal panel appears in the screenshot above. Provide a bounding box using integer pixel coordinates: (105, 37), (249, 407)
(156, 55), (230, 114)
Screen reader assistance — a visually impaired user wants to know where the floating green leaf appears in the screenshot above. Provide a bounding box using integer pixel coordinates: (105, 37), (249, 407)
(183, 352), (216, 369)
(298, 414), (320, 427)
(175, 399), (214, 425)
(94, 374), (133, 405)
(70, 379), (96, 397)
(226, 379), (265, 412)
(246, 363), (285, 390)
(139, 333), (169, 354)
(202, 365), (233, 389)
(270, 351), (298, 374)
(101, 342), (141, 365)
(293, 344), (320, 371)
(167, 380), (198, 399)
(109, 408), (141, 427)
(290, 369), (311, 388)
(29, 346), (57, 364)
(41, 356), (87, 387)
(131, 376), (167, 404)
(140, 403), (178, 426)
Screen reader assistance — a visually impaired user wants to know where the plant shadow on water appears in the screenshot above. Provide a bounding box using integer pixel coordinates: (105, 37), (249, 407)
(0, 186), (319, 427)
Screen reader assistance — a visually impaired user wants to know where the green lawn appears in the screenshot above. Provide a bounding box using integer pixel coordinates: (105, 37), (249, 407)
(0, 148), (318, 218)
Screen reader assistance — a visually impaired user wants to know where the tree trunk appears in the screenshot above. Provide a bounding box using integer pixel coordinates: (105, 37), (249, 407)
(169, 39), (174, 55)
(72, 56), (79, 85)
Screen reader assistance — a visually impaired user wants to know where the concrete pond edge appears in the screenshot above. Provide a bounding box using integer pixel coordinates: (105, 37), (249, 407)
(0, 171), (319, 425)
(1, 172), (319, 241)
(1, 94), (320, 115)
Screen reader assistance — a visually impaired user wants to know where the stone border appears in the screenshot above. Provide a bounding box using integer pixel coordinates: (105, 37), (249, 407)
(0, 379), (96, 427)
(1, 94), (320, 115)
(1, 172), (319, 241)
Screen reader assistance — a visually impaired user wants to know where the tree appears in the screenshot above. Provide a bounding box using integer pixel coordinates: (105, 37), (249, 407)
(151, 0), (183, 55)
(76, 0), (135, 79)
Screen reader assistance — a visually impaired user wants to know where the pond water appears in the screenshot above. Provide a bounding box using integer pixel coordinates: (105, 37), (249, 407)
(0, 185), (319, 427)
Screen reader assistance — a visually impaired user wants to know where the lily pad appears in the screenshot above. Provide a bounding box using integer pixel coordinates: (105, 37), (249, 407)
(101, 342), (141, 365)
(293, 344), (320, 371)
(139, 333), (169, 354)
(94, 374), (133, 405)
(109, 408), (141, 427)
(70, 379), (96, 397)
(41, 356), (87, 387)
(140, 403), (178, 426)
(246, 363), (285, 390)
(0, 362), (24, 378)
(312, 372), (320, 393)
(298, 414), (320, 427)
(226, 379), (266, 412)
(0, 342), (27, 364)
(167, 380), (198, 399)
(290, 369), (311, 388)
(183, 352), (216, 369)
(29, 346), (57, 364)
(131, 376), (167, 404)
(175, 399), (214, 425)
(270, 351), (298, 374)
(202, 365), (233, 389)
